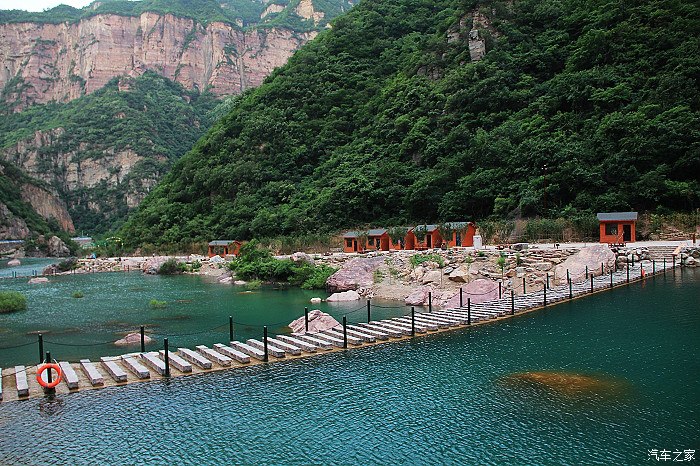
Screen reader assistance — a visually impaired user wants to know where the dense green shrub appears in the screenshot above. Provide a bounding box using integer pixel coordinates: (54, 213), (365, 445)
(228, 240), (337, 288)
(0, 291), (27, 313)
(157, 258), (185, 275)
(149, 299), (167, 309)
(244, 280), (262, 290)
(72, 291), (84, 298)
(299, 265), (337, 290)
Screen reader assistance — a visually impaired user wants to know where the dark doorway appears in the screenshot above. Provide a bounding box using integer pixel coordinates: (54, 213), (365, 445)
(623, 224), (632, 242)
(426, 235), (432, 248)
(455, 232), (462, 247)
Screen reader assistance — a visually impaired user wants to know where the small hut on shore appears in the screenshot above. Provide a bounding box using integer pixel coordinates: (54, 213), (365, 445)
(597, 212), (637, 244)
(207, 240), (243, 257)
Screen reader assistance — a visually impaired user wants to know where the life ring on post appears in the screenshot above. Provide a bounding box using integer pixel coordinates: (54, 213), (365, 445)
(36, 363), (62, 389)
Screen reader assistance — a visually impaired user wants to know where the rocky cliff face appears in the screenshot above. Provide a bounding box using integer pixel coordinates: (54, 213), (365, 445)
(1, 126), (161, 231)
(2, 128), (151, 193)
(20, 184), (75, 233)
(1, 12), (317, 110)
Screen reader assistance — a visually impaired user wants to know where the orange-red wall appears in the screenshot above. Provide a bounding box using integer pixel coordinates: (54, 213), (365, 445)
(599, 221), (636, 243)
(446, 224), (476, 247)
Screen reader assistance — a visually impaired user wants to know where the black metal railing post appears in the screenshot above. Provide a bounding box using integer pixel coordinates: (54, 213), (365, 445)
(45, 350), (54, 394)
(510, 290), (515, 315)
(305, 307), (309, 332)
(38, 333), (44, 365)
(367, 299), (371, 323)
(543, 285), (547, 307)
(164, 338), (170, 377)
(467, 298), (471, 325)
(263, 326), (269, 362)
(140, 326), (145, 353)
(343, 317), (348, 349)
(229, 315), (234, 342)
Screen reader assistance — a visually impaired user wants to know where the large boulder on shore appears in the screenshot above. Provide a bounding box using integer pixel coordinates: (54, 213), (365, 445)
(291, 252), (315, 265)
(442, 279), (499, 308)
(47, 236), (70, 257)
(326, 290), (361, 302)
(28, 277), (49, 284)
(553, 245), (615, 285)
(326, 256), (385, 292)
(7, 259), (21, 267)
(405, 286), (432, 306)
(289, 310), (340, 334)
(115, 332), (154, 346)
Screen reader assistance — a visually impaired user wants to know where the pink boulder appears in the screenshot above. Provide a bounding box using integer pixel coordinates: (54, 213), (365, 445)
(115, 332), (154, 346)
(289, 310), (340, 334)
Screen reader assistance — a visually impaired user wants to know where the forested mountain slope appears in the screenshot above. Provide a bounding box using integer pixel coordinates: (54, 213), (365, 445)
(117, 0), (699, 247)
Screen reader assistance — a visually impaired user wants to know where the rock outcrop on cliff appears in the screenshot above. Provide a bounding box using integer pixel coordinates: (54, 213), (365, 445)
(0, 160), (74, 239)
(0, 13), (317, 110)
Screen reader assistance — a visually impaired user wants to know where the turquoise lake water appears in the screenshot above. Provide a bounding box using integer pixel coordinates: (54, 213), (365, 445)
(0, 268), (698, 465)
(0, 258), (57, 279)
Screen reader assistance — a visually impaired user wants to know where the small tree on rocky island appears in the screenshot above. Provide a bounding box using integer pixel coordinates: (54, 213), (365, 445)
(497, 253), (507, 279)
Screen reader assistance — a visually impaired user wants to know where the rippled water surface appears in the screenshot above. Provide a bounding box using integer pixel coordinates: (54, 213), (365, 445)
(0, 257), (56, 279)
(0, 269), (698, 465)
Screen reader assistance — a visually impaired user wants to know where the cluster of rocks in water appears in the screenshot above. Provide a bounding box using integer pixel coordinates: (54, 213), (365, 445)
(678, 247), (700, 266)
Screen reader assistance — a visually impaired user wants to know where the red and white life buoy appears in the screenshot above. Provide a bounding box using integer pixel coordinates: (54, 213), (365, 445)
(36, 363), (62, 389)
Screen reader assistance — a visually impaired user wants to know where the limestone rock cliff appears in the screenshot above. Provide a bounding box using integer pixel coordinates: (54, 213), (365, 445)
(1, 127), (161, 230)
(20, 184), (75, 233)
(1, 12), (317, 110)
